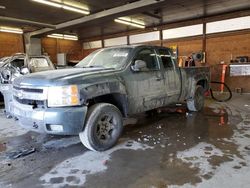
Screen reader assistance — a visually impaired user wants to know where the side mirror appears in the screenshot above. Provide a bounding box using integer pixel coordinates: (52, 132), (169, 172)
(20, 67), (30, 75)
(131, 60), (147, 72)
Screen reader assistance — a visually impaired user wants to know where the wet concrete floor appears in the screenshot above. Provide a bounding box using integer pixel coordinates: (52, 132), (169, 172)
(0, 94), (250, 188)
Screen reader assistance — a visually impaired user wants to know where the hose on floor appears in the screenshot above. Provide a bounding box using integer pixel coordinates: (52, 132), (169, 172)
(210, 81), (232, 102)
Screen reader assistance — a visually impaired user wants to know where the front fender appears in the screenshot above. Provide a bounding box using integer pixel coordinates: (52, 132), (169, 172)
(79, 81), (127, 101)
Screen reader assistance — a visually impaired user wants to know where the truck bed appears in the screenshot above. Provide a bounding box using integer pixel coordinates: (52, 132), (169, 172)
(179, 66), (210, 101)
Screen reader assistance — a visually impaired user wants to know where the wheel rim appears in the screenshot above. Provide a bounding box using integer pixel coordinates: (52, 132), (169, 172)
(95, 113), (117, 144)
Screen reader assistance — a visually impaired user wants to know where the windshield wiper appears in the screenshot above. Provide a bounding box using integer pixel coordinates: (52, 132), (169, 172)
(76, 65), (115, 69)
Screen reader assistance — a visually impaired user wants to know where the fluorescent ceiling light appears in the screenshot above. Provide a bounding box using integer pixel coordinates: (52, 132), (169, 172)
(32, 0), (90, 14)
(0, 26), (23, 34)
(32, 0), (62, 8)
(114, 17), (145, 29)
(62, 5), (89, 15)
(47, 33), (78, 40)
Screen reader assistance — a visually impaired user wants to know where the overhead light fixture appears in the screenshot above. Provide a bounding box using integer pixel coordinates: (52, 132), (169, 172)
(62, 5), (89, 14)
(47, 33), (78, 41)
(0, 26), (23, 34)
(114, 17), (145, 29)
(0, 5), (6, 9)
(32, 0), (61, 8)
(32, 0), (90, 15)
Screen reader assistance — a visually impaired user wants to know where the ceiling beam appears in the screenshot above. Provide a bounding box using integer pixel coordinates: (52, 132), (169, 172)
(142, 12), (162, 20)
(29, 0), (165, 37)
(0, 16), (56, 29)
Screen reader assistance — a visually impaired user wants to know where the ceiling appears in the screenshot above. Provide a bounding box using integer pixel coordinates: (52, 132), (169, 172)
(0, 0), (249, 40)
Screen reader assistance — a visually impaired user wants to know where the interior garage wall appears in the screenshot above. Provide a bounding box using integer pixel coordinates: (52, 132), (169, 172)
(82, 48), (98, 58)
(163, 31), (250, 92)
(41, 37), (83, 64)
(0, 32), (24, 57)
(82, 30), (250, 93)
(163, 38), (203, 58)
(206, 31), (250, 93)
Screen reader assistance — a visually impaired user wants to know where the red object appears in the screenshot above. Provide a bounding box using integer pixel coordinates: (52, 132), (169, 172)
(221, 64), (227, 92)
(204, 90), (210, 96)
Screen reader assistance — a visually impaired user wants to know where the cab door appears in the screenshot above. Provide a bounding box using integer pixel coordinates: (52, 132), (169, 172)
(124, 47), (166, 114)
(157, 48), (181, 102)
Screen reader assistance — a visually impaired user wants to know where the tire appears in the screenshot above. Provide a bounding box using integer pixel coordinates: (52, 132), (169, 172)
(79, 103), (123, 151)
(187, 85), (205, 112)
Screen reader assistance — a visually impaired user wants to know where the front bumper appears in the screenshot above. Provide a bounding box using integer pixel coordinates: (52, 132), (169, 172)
(13, 101), (87, 135)
(0, 84), (13, 115)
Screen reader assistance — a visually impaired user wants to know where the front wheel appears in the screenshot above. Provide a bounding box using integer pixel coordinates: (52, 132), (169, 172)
(187, 85), (205, 112)
(79, 103), (123, 151)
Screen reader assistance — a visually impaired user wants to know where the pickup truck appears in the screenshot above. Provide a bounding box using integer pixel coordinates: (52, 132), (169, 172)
(12, 45), (210, 151)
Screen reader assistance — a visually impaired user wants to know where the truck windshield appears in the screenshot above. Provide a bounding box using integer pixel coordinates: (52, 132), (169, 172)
(76, 47), (132, 69)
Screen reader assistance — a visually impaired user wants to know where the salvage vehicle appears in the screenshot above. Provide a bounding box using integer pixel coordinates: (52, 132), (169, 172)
(12, 45), (210, 151)
(0, 53), (55, 115)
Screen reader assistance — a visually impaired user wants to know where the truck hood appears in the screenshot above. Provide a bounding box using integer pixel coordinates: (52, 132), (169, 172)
(14, 67), (116, 87)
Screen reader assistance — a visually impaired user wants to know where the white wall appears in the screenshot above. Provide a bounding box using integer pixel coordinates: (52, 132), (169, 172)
(83, 40), (102, 49)
(104, 36), (127, 47)
(163, 24), (203, 39)
(206, 16), (250, 34)
(129, 31), (159, 44)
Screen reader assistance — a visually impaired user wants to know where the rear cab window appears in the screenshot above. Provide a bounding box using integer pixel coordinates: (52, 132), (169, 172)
(158, 48), (175, 69)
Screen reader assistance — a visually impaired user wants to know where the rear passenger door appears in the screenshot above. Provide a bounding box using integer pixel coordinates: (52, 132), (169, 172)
(157, 48), (181, 101)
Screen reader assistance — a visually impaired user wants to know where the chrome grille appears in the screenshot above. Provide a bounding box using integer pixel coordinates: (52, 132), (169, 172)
(13, 85), (48, 102)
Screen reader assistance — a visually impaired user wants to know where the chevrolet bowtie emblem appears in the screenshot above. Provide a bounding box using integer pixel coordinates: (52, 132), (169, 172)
(17, 90), (24, 99)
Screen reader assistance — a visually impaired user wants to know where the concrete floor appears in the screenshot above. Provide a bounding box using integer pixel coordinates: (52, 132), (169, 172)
(0, 95), (250, 188)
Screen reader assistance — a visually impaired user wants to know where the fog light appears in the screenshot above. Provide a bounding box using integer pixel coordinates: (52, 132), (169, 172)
(48, 124), (63, 132)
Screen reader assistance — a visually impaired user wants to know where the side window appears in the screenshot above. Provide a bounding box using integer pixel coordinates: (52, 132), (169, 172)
(158, 49), (174, 68)
(29, 58), (49, 68)
(134, 48), (159, 71)
(10, 58), (25, 69)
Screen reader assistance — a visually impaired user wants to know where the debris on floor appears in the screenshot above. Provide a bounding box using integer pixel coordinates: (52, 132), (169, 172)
(6, 147), (36, 159)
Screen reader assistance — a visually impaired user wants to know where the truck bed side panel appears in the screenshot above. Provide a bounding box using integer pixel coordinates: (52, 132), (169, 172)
(179, 67), (210, 101)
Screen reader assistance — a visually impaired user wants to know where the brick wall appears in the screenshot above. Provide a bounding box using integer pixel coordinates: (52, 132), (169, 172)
(0, 32), (24, 57)
(206, 32), (250, 93)
(163, 38), (203, 57)
(41, 37), (83, 64)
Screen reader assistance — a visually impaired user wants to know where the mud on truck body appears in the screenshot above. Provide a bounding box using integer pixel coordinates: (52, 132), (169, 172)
(12, 45), (210, 151)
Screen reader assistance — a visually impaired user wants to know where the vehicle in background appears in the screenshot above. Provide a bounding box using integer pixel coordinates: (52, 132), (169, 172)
(12, 45), (210, 151)
(0, 53), (55, 116)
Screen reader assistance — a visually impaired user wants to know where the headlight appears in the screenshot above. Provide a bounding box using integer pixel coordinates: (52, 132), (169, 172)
(47, 85), (80, 107)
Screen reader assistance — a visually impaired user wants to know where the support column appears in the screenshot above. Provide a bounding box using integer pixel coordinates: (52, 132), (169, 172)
(24, 33), (42, 55)
(202, 21), (207, 64)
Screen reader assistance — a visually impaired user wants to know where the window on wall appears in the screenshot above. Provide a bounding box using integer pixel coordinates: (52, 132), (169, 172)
(104, 36), (127, 47)
(163, 24), (203, 39)
(206, 16), (250, 34)
(83, 40), (102, 49)
(130, 31), (160, 44)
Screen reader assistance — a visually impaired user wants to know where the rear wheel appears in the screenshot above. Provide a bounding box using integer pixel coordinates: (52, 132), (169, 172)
(187, 85), (205, 112)
(79, 103), (123, 151)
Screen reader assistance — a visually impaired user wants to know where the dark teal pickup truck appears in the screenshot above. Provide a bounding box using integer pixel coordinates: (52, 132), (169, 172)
(12, 45), (210, 151)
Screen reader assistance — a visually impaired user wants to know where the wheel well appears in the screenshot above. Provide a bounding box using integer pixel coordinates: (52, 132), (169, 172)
(87, 93), (128, 117)
(197, 79), (208, 90)
(0, 92), (3, 102)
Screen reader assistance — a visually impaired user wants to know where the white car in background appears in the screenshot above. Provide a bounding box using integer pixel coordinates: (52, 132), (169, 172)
(0, 53), (56, 116)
